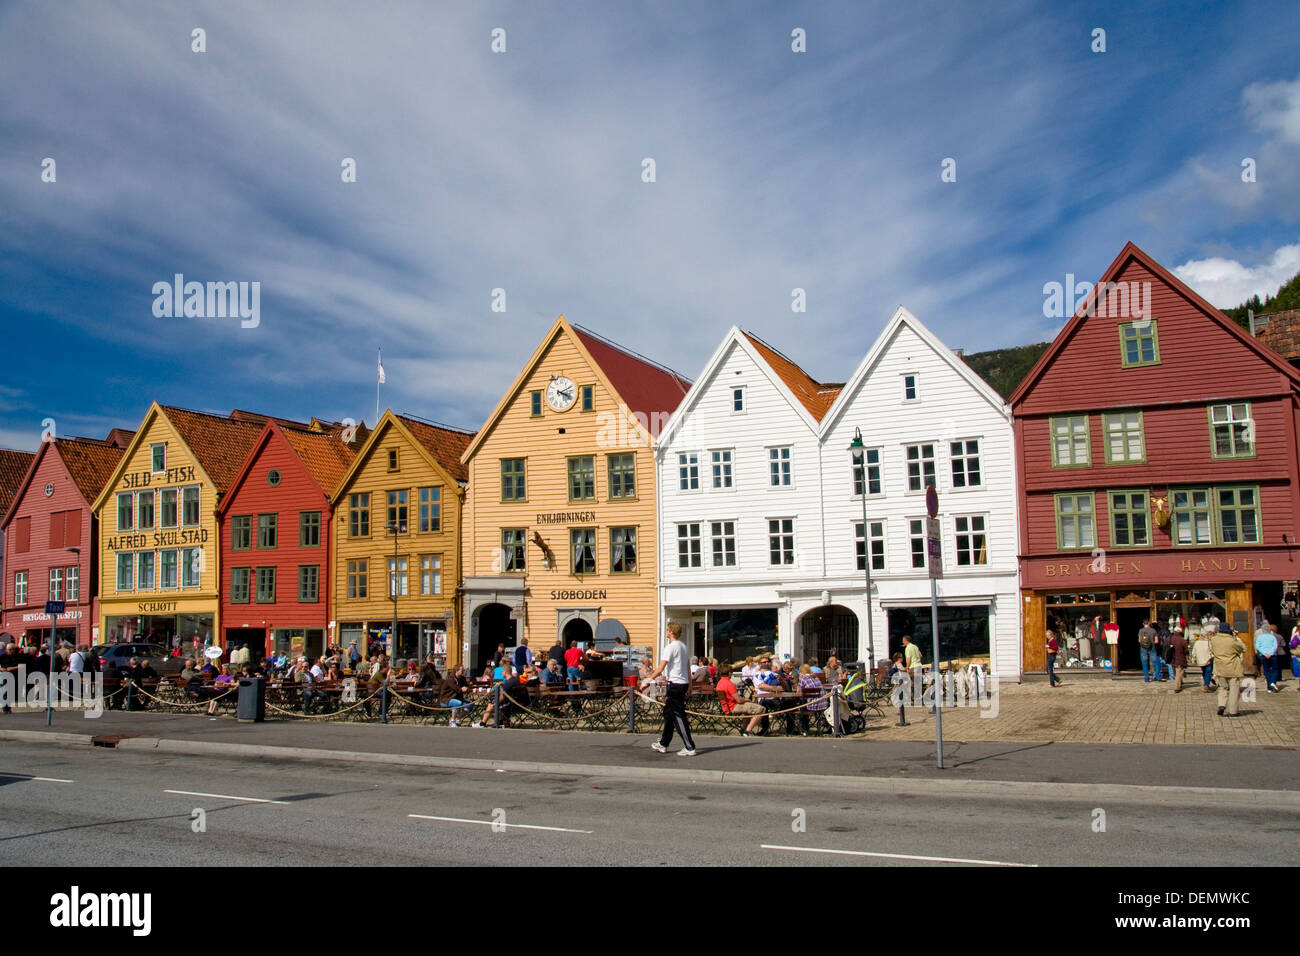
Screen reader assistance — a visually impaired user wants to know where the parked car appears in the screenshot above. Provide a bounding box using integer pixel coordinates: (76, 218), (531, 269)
(89, 643), (186, 679)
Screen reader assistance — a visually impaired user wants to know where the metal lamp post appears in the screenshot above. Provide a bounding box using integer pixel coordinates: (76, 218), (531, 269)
(66, 546), (81, 649)
(848, 429), (876, 670)
(386, 521), (405, 658)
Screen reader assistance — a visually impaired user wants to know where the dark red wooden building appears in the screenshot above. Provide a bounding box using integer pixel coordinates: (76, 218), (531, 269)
(217, 421), (355, 660)
(1010, 242), (1300, 676)
(1, 437), (126, 648)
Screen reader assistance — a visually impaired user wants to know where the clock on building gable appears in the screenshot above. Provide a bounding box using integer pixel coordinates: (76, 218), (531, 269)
(546, 375), (577, 412)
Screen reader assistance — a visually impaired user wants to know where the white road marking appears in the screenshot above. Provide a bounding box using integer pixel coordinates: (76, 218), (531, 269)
(761, 844), (1035, 867)
(164, 789), (289, 805)
(0, 774), (73, 783)
(409, 814), (593, 834)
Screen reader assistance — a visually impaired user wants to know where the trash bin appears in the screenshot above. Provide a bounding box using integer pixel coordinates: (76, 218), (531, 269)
(236, 677), (265, 722)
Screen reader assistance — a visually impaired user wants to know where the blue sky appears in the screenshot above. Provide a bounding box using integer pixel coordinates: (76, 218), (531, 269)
(2, 0), (1298, 450)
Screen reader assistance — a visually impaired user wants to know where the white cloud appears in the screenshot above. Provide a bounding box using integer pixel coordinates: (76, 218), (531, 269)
(1173, 244), (1300, 308)
(1245, 76), (1300, 145)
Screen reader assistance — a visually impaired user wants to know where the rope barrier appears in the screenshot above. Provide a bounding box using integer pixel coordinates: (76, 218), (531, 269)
(632, 687), (833, 719)
(264, 689), (382, 719)
(498, 689), (630, 723)
(382, 688), (486, 713)
(128, 682), (238, 711)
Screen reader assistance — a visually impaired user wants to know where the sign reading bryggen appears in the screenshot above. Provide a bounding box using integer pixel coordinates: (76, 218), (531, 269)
(459, 317), (689, 673)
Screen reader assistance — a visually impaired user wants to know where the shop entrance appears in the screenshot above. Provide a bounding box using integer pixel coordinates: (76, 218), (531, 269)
(1116, 606), (1147, 672)
(562, 617), (593, 647)
(798, 606), (859, 666)
(473, 603), (517, 673)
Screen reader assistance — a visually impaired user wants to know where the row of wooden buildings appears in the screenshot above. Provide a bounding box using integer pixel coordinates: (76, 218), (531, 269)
(2, 242), (1299, 678)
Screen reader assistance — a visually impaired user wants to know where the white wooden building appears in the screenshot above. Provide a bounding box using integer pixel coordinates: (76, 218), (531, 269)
(656, 310), (1023, 680)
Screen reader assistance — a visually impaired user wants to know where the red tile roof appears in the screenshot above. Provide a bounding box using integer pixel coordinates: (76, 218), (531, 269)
(161, 406), (267, 492)
(574, 327), (691, 419)
(57, 438), (128, 503)
(104, 428), (136, 448)
(396, 415), (475, 484)
(0, 447), (36, 515)
(1255, 309), (1300, 361)
(742, 332), (842, 421)
(228, 408), (314, 429)
(280, 425), (357, 495)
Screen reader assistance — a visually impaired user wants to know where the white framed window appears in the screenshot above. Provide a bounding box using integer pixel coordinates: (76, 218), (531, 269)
(66, 566), (79, 602)
(15, 571), (28, 605)
(710, 521), (737, 567)
(387, 555), (409, 597)
(1102, 411), (1145, 464)
(1050, 415), (1090, 467)
(501, 529), (525, 572)
(909, 519), (927, 570)
(732, 387), (745, 413)
(1209, 404), (1254, 459)
(570, 528), (597, 574)
(954, 515), (988, 565)
(767, 518), (794, 566)
(420, 554), (442, 595)
(905, 444), (936, 492)
(852, 447), (882, 497)
(768, 447), (792, 486)
(710, 449), (733, 489)
(677, 523), (701, 568)
(854, 520), (885, 572)
(949, 439), (981, 489)
(902, 373), (918, 401)
(678, 453), (700, 491)
(610, 527), (637, 573)
(49, 567), (63, 602)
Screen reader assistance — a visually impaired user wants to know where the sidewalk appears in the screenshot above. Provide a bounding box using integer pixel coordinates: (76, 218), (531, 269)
(865, 673), (1300, 746)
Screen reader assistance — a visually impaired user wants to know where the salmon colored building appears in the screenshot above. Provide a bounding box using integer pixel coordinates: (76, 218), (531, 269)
(0, 446), (38, 623)
(217, 420), (357, 661)
(460, 317), (690, 672)
(1, 437), (125, 647)
(1011, 242), (1300, 676)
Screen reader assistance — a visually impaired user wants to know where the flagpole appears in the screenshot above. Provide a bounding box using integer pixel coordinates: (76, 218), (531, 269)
(376, 348), (382, 424)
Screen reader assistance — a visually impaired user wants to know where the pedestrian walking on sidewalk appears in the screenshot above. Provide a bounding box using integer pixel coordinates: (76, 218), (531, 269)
(1193, 626), (1216, 691)
(1254, 622), (1280, 693)
(1138, 620), (1161, 682)
(1170, 627), (1188, 692)
(1211, 627), (1247, 717)
(648, 622), (696, 756)
(1045, 630), (1062, 686)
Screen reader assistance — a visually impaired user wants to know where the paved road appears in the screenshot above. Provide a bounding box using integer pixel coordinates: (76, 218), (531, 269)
(1, 741), (1294, 867)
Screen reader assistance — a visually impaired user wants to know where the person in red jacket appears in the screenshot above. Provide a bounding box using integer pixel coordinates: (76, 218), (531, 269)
(1046, 630), (1062, 687)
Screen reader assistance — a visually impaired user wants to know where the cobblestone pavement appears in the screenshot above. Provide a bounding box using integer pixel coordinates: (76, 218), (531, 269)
(862, 672), (1300, 746)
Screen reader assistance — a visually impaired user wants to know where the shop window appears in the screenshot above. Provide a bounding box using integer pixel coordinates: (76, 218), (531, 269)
(1054, 492), (1096, 550)
(611, 527), (637, 573)
(710, 521), (736, 568)
(1119, 319), (1160, 367)
(677, 523), (701, 568)
(855, 520), (885, 572)
(1050, 415), (1090, 467)
(905, 444), (935, 491)
(1209, 404), (1254, 459)
(1108, 490), (1150, 547)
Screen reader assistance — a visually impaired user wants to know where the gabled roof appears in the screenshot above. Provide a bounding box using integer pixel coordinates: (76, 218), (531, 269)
(0, 439), (127, 530)
(1008, 241), (1300, 408)
(463, 316), (691, 462)
(332, 410), (475, 500)
(742, 332), (842, 421)
(104, 428), (136, 448)
(217, 421), (358, 516)
(228, 408), (314, 430)
(0, 447), (37, 515)
(820, 306), (1010, 435)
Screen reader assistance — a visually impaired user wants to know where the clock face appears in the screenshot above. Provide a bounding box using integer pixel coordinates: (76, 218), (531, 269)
(546, 376), (577, 411)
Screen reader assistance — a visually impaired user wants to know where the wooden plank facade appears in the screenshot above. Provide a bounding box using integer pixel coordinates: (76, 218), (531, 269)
(1010, 242), (1300, 675)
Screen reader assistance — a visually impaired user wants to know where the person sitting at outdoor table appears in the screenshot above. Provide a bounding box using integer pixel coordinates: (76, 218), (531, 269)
(439, 665), (474, 726)
(474, 662), (519, 728)
(125, 656), (159, 709)
(808, 657), (823, 675)
(367, 655), (387, 681)
(796, 664), (827, 736)
(748, 657), (786, 735)
(823, 655), (843, 687)
(542, 659), (566, 686)
(179, 658), (199, 683)
(778, 659), (797, 691)
(740, 656), (758, 681)
(715, 661), (765, 735)
(415, 658), (441, 701)
(207, 664), (237, 715)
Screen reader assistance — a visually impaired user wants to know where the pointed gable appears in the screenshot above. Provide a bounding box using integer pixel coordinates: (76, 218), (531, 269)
(1010, 242), (1300, 415)
(572, 326), (691, 421)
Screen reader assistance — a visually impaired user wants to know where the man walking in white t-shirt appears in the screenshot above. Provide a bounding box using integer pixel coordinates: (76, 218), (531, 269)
(647, 622), (696, 756)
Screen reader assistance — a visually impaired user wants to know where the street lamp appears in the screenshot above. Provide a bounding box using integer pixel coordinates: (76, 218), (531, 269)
(386, 520), (406, 659)
(848, 429), (877, 670)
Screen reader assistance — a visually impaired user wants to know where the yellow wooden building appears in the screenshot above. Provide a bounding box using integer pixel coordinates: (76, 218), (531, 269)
(329, 411), (474, 666)
(460, 316), (690, 672)
(92, 404), (264, 655)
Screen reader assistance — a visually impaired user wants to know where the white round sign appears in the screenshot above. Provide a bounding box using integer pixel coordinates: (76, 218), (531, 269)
(203, 646), (223, 660)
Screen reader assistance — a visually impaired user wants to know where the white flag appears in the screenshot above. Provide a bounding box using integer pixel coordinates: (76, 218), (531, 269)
(377, 352), (386, 384)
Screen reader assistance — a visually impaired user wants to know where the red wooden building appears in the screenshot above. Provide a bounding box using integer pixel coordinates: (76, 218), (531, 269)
(1, 437), (126, 648)
(1011, 242), (1300, 676)
(216, 420), (356, 660)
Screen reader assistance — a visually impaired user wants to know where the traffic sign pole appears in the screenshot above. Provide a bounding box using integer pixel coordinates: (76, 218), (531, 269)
(925, 488), (944, 769)
(45, 600), (66, 726)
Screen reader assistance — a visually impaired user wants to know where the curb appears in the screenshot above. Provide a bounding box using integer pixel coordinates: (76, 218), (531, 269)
(4, 728), (1298, 808)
